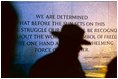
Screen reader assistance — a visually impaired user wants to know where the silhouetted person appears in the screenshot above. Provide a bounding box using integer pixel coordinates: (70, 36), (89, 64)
(106, 57), (117, 78)
(29, 24), (91, 78)
(2, 1), (17, 77)
(2, 1), (25, 77)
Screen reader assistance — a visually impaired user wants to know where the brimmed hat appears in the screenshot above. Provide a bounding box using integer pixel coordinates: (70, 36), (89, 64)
(51, 24), (91, 45)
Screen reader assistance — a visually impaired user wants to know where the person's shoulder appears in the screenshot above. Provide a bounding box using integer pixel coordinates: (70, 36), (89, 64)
(108, 57), (117, 68)
(35, 53), (56, 64)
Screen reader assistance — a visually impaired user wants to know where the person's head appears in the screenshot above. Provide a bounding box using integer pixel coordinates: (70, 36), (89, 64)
(51, 24), (91, 52)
